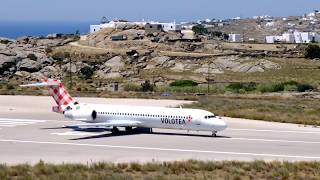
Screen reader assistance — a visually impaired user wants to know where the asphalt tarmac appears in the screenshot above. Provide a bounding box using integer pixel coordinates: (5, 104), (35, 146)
(1, 95), (320, 164)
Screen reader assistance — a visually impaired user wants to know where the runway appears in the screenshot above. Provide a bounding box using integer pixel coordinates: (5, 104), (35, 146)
(0, 95), (320, 164)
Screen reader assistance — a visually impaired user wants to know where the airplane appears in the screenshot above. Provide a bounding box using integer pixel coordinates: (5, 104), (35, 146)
(21, 79), (227, 137)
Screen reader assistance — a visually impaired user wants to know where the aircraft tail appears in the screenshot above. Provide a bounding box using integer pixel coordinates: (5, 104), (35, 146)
(20, 79), (77, 113)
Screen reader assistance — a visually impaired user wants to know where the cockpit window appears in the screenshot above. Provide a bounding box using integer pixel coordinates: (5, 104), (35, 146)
(66, 106), (72, 110)
(205, 115), (216, 119)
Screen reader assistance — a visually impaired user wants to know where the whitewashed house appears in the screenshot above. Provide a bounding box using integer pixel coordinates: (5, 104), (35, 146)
(282, 33), (295, 43)
(160, 23), (182, 32)
(90, 20), (148, 33)
(228, 34), (242, 42)
(267, 31), (319, 44)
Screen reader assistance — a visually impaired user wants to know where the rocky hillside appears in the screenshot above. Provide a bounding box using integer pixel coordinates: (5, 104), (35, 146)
(0, 36), (75, 81)
(0, 32), (284, 91)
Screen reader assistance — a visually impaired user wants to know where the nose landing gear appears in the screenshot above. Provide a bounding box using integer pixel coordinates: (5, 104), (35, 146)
(212, 131), (217, 137)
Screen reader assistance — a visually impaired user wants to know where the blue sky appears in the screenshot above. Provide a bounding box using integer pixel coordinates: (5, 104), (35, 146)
(1, 0), (320, 22)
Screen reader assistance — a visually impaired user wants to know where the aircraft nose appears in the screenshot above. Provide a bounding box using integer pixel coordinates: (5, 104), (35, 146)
(214, 119), (228, 131)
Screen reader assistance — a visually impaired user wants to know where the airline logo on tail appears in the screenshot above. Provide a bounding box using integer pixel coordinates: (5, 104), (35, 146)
(21, 79), (77, 113)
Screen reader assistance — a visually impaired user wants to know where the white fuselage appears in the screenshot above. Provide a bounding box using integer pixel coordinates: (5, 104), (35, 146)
(64, 103), (227, 132)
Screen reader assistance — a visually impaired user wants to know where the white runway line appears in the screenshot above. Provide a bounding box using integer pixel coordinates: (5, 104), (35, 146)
(0, 118), (46, 127)
(228, 128), (320, 134)
(0, 139), (320, 160)
(226, 137), (320, 144)
(51, 131), (102, 136)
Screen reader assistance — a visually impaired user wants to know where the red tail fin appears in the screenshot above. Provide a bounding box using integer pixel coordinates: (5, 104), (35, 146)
(21, 79), (77, 113)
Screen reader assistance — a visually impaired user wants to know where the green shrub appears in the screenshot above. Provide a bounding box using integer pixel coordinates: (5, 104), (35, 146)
(27, 54), (37, 61)
(227, 82), (257, 93)
(284, 85), (298, 92)
(297, 84), (314, 92)
(141, 80), (155, 92)
(80, 66), (94, 80)
(170, 80), (198, 87)
(305, 44), (320, 59)
(6, 84), (15, 90)
(192, 24), (208, 35)
(257, 82), (284, 93)
(0, 39), (11, 44)
(282, 80), (298, 86)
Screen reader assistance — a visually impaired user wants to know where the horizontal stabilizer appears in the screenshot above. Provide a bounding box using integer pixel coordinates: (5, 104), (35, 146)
(20, 81), (60, 87)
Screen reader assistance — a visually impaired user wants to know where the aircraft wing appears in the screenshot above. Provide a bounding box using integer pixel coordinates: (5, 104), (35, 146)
(66, 120), (141, 128)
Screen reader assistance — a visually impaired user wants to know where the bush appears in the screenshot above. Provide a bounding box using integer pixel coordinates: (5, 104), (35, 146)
(227, 82), (257, 93)
(192, 24), (208, 35)
(6, 84), (15, 90)
(27, 54), (37, 61)
(141, 80), (155, 92)
(297, 84), (314, 92)
(80, 66), (94, 80)
(0, 39), (11, 44)
(170, 80), (198, 87)
(258, 82), (284, 93)
(305, 44), (320, 59)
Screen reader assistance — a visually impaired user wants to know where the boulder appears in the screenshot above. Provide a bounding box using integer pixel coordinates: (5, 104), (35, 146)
(36, 39), (62, 47)
(18, 58), (41, 73)
(62, 63), (77, 73)
(16, 36), (30, 44)
(214, 56), (241, 70)
(144, 64), (155, 70)
(14, 71), (31, 78)
(151, 56), (170, 66)
(0, 49), (17, 56)
(232, 63), (264, 73)
(194, 64), (224, 74)
(104, 56), (125, 71)
(40, 66), (58, 75)
(95, 70), (122, 79)
(0, 54), (16, 74)
(30, 72), (45, 81)
(170, 63), (185, 72)
(259, 60), (281, 70)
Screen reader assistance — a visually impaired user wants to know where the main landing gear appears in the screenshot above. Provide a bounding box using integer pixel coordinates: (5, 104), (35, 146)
(212, 131), (217, 137)
(125, 127), (133, 132)
(111, 127), (120, 134)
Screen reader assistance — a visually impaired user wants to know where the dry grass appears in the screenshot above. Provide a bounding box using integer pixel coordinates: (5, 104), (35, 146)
(212, 57), (320, 85)
(0, 160), (319, 180)
(221, 42), (297, 52)
(185, 95), (320, 126)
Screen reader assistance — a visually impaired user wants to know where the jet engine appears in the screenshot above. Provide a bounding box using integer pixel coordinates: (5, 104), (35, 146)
(64, 104), (97, 122)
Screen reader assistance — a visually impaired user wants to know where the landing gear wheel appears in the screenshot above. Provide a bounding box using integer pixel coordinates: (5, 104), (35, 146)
(212, 131), (217, 137)
(149, 128), (153, 134)
(111, 127), (119, 134)
(125, 127), (133, 132)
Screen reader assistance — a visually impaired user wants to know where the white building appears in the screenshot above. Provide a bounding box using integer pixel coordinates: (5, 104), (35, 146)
(282, 33), (295, 43)
(160, 23), (182, 32)
(228, 34), (242, 42)
(90, 20), (148, 33)
(267, 31), (319, 44)
(90, 20), (181, 33)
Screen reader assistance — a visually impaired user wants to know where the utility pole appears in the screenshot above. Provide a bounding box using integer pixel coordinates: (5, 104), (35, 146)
(207, 63), (210, 94)
(69, 56), (72, 89)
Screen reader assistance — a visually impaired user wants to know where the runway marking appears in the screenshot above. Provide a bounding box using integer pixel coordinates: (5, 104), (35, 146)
(229, 137), (320, 144)
(51, 131), (102, 136)
(0, 118), (46, 127)
(0, 139), (320, 160)
(228, 128), (320, 134)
